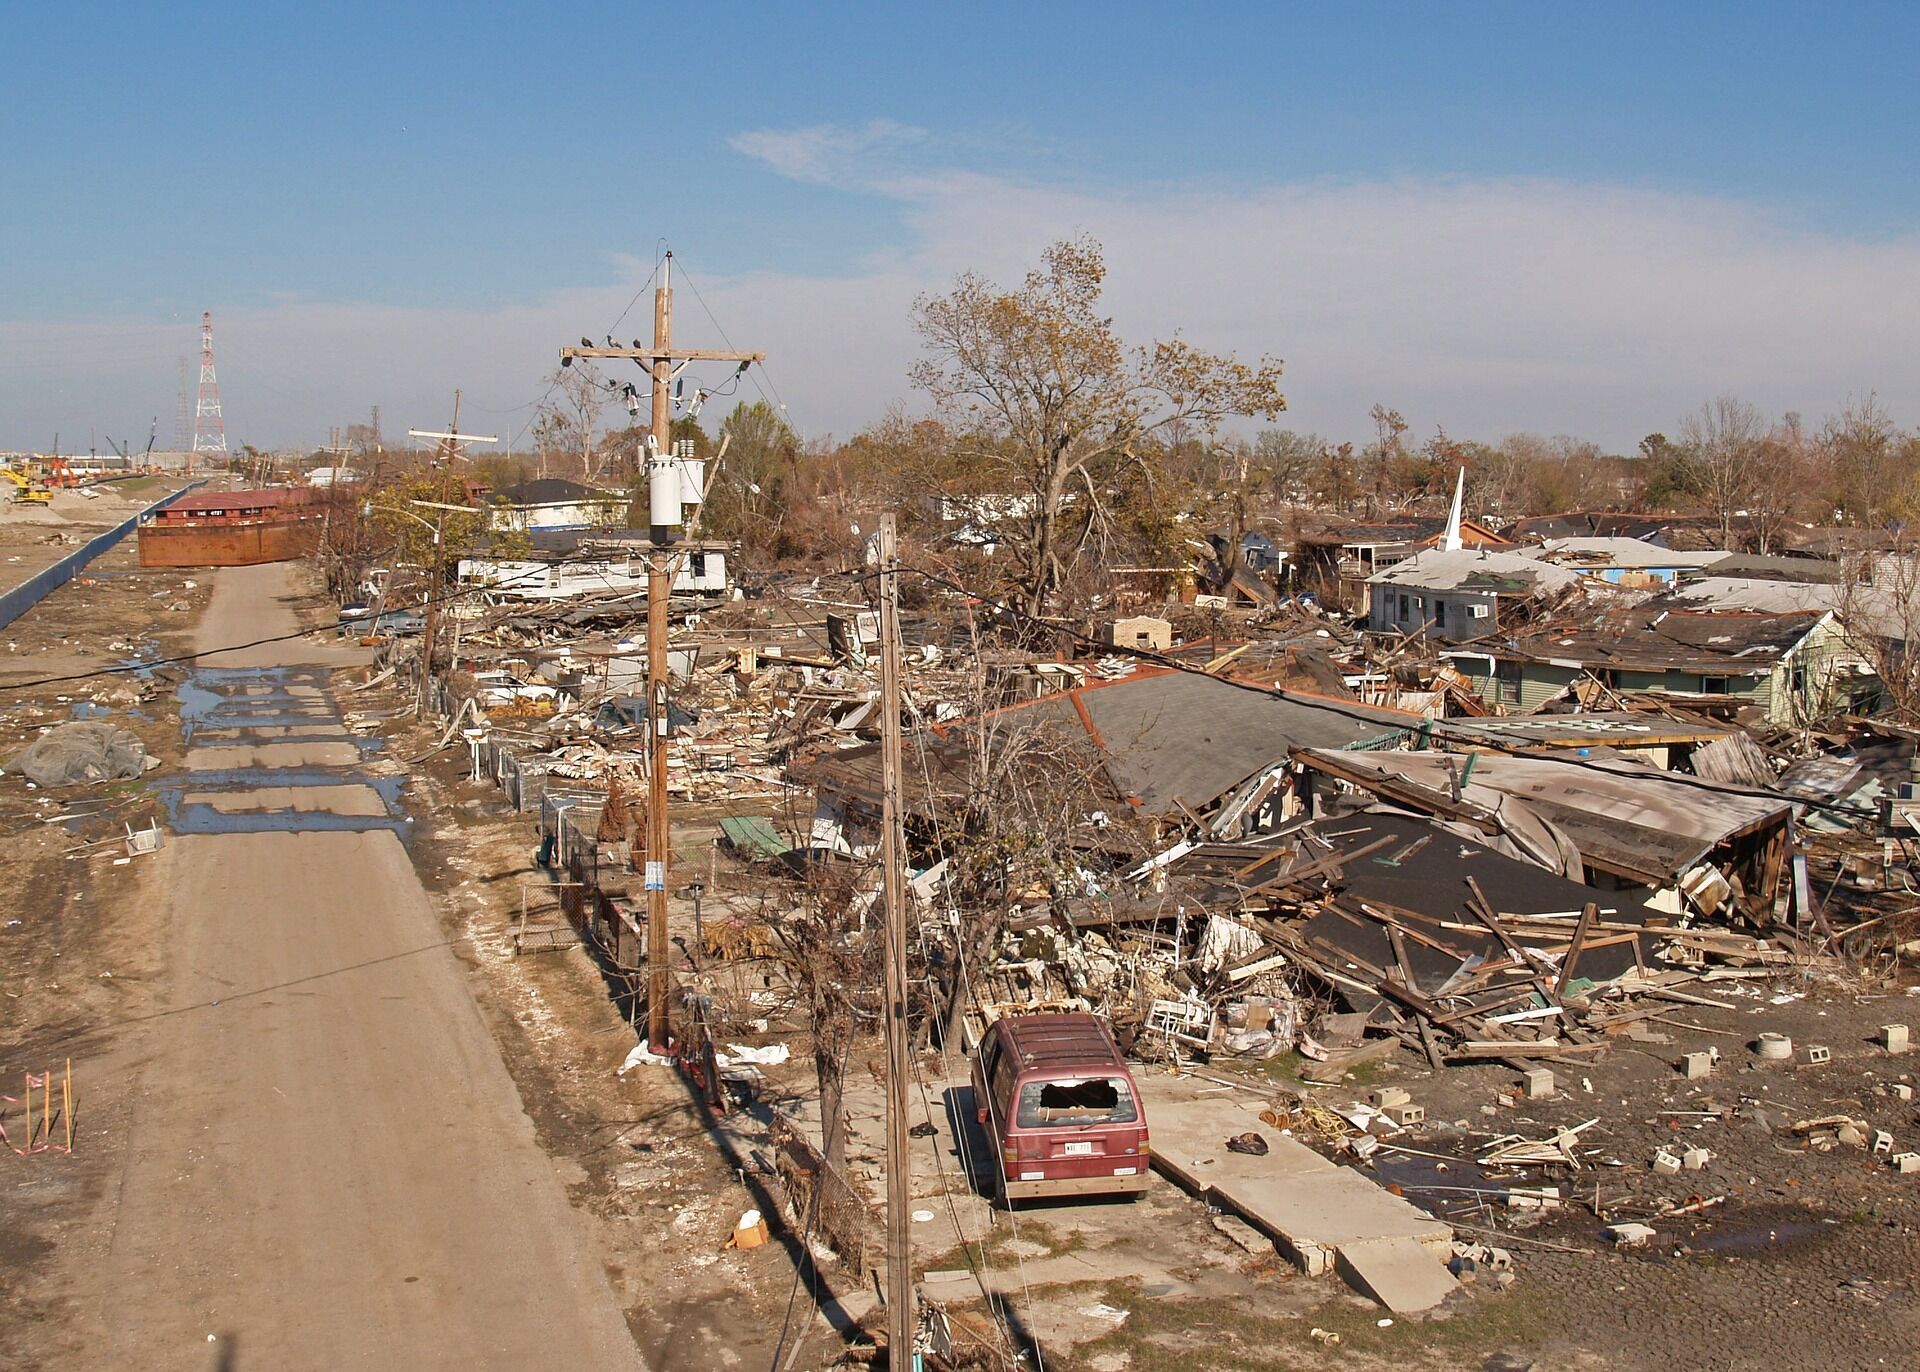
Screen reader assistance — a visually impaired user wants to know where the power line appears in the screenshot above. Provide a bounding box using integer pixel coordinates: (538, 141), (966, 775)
(505, 258), (666, 453)
(673, 259), (795, 432)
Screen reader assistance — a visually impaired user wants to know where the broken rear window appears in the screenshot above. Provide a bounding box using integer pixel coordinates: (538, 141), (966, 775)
(1016, 1077), (1138, 1128)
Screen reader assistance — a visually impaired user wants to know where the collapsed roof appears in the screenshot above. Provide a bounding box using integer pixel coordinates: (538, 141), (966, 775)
(802, 668), (1414, 822)
(1368, 548), (1583, 596)
(1293, 747), (1793, 887)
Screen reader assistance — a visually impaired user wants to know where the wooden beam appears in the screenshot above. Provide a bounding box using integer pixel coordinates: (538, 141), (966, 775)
(1556, 901), (1599, 995)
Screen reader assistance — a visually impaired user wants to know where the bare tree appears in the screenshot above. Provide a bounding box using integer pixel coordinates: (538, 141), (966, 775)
(1835, 539), (1920, 722)
(1679, 395), (1769, 550)
(1252, 429), (1326, 504)
(1819, 392), (1919, 529)
(533, 361), (608, 482)
(911, 236), (1286, 619)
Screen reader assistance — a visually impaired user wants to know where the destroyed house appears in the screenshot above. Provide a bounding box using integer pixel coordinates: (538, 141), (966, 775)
(1292, 747), (1794, 917)
(1445, 604), (1839, 724)
(1367, 548), (1582, 643)
(1521, 538), (1730, 587)
(796, 668), (1415, 855)
(1294, 516), (1510, 614)
(1157, 811), (1656, 1007)
(1424, 711), (1751, 775)
(1505, 511), (1723, 550)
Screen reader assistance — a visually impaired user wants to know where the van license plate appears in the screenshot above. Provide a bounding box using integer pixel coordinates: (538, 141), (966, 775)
(1063, 1141), (1093, 1156)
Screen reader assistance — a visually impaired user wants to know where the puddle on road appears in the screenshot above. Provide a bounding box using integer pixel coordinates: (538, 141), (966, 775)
(162, 666), (410, 836)
(69, 701), (111, 719)
(1366, 1147), (1523, 1212)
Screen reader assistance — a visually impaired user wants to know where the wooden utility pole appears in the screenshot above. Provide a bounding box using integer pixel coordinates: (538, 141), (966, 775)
(875, 514), (914, 1366)
(416, 513), (444, 716)
(560, 252), (764, 1053)
(407, 388), (497, 467)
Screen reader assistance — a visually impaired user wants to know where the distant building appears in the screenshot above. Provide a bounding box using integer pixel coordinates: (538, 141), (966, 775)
(306, 466), (359, 488)
(924, 489), (1040, 554)
(1295, 515), (1509, 615)
(488, 478), (627, 533)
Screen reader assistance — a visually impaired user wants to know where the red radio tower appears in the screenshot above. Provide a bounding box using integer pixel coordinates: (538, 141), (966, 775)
(193, 310), (228, 461)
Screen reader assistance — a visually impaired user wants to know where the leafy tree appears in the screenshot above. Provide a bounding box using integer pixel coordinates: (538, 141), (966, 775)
(370, 472), (490, 572)
(696, 400), (801, 554)
(910, 236), (1285, 617)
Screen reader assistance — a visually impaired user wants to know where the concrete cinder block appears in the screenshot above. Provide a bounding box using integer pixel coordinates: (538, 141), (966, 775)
(1652, 1149), (1683, 1175)
(1873, 1131), (1895, 1156)
(1383, 1103), (1425, 1128)
(1520, 1068), (1555, 1100)
(1806, 1044), (1832, 1066)
(1893, 1152), (1920, 1174)
(1682, 1051), (1715, 1080)
(1370, 1087), (1412, 1110)
(1882, 1024), (1911, 1055)
(1682, 1147), (1712, 1171)
(1893, 1084), (1914, 1102)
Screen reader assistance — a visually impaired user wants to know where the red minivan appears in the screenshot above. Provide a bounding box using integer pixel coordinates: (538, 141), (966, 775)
(970, 1012), (1151, 1202)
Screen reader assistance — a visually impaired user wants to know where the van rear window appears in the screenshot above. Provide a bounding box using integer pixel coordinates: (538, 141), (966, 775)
(1016, 1077), (1138, 1128)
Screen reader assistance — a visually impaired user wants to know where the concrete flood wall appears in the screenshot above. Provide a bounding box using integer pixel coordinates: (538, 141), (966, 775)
(0, 481), (206, 630)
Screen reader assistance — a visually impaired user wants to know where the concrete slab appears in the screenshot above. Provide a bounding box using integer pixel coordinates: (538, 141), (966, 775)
(1139, 1076), (1453, 1300)
(1336, 1236), (1461, 1313)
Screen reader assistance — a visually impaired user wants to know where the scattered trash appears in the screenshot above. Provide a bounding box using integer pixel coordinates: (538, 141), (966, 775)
(726, 1209), (769, 1250)
(617, 1041), (675, 1075)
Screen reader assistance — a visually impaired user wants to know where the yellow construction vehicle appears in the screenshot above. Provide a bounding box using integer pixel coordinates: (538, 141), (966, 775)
(0, 465), (54, 505)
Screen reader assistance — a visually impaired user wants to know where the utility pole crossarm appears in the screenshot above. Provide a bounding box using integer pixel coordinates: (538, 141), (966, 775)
(558, 347), (766, 364)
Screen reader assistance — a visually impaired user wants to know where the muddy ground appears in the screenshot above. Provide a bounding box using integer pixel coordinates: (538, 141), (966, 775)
(0, 536), (214, 1365)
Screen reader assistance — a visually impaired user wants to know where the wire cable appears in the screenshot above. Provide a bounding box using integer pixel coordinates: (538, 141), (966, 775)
(672, 259), (796, 432)
(505, 257), (665, 453)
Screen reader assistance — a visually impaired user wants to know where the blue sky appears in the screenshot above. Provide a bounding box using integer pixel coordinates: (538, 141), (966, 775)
(6, 2), (1920, 451)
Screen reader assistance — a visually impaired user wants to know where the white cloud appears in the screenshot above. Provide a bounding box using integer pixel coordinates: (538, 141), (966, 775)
(8, 135), (1920, 454)
(727, 118), (928, 189)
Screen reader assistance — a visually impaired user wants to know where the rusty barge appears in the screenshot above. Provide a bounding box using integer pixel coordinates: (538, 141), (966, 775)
(138, 488), (326, 568)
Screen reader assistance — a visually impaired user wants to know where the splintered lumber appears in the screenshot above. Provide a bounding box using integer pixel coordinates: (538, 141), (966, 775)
(1479, 1119), (1599, 1168)
(1556, 902), (1598, 995)
(1461, 878), (1576, 1026)
(1241, 834), (1397, 899)
(1386, 924), (1444, 1071)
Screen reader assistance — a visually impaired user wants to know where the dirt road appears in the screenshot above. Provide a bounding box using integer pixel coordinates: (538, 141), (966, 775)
(62, 563), (645, 1370)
